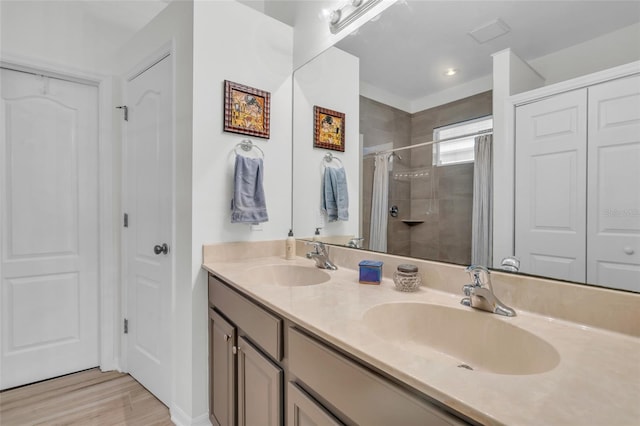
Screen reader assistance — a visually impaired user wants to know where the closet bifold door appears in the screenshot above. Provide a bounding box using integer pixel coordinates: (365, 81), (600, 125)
(237, 336), (283, 426)
(515, 88), (588, 282)
(587, 74), (640, 292)
(209, 309), (236, 426)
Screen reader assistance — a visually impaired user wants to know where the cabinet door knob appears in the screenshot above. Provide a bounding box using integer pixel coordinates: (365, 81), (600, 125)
(623, 246), (635, 255)
(224, 334), (231, 341)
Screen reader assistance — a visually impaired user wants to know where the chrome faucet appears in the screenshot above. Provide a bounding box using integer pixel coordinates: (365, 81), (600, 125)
(460, 265), (516, 317)
(346, 237), (364, 249)
(305, 242), (338, 270)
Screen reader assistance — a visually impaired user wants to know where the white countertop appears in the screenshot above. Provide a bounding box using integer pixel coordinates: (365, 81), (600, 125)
(203, 255), (640, 426)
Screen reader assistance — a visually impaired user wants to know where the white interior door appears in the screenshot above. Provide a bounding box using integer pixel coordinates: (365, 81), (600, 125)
(0, 68), (99, 389)
(124, 55), (173, 405)
(587, 74), (640, 292)
(515, 89), (587, 282)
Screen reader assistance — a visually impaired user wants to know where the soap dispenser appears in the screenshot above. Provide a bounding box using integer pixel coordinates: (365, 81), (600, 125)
(285, 229), (296, 260)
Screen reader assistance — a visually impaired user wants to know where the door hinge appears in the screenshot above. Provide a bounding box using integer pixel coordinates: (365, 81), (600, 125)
(123, 213), (128, 228)
(124, 318), (129, 334)
(116, 105), (128, 121)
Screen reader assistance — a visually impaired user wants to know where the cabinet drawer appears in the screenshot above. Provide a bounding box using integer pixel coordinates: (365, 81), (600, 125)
(209, 275), (282, 361)
(288, 327), (465, 426)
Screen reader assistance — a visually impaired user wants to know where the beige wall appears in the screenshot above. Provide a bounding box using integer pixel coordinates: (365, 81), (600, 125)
(360, 91), (492, 264)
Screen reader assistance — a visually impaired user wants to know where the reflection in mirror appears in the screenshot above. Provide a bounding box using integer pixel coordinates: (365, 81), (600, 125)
(292, 0), (640, 292)
(360, 97), (493, 267)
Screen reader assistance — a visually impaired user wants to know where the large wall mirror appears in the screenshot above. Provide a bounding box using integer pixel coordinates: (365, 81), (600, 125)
(291, 0), (640, 292)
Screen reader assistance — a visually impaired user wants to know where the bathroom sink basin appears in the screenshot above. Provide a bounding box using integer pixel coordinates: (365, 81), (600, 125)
(237, 264), (331, 286)
(363, 302), (559, 375)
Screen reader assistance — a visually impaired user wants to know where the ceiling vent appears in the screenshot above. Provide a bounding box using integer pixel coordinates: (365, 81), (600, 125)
(468, 18), (511, 44)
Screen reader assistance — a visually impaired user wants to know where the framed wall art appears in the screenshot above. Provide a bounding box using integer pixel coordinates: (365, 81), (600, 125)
(313, 106), (345, 152)
(224, 80), (271, 139)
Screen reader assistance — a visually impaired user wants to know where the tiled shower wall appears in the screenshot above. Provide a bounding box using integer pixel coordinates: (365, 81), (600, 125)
(360, 97), (411, 254)
(360, 91), (492, 264)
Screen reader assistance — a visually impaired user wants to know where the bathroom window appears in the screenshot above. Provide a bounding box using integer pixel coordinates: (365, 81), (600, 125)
(433, 116), (493, 166)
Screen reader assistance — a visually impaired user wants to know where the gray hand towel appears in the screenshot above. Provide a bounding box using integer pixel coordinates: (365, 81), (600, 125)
(231, 155), (269, 224)
(321, 166), (349, 222)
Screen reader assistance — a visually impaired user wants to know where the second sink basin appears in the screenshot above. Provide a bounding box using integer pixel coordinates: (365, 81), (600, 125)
(363, 302), (560, 375)
(237, 264), (331, 286)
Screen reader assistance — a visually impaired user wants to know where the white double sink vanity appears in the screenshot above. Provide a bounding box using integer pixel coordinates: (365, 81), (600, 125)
(202, 240), (640, 426)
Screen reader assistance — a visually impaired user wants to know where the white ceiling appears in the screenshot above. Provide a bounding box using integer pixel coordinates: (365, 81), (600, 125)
(76, 0), (169, 33)
(67, 0), (640, 106)
(332, 1), (640, 103)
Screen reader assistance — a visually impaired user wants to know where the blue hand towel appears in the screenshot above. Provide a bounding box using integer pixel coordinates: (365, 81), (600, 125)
(321, 166), (349, 222)
(231, 155), (269, 224)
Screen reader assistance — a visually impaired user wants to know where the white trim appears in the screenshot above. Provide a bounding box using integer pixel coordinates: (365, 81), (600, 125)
(0, 53), (119, 373)
(509, 60), (640, 106)
(170, 404), (212, 426)
(0, 52), (102, 86)
(97, 75), (119, 372)
(125, 43), (173, 82)
(411, 74), (493, 114)
(491, 48), (545, 82)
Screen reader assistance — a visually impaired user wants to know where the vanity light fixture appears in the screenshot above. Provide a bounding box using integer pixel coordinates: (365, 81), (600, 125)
(444, 68), (458, 76)
(329, 9), (342, 25)
(329, 0), (384, 34)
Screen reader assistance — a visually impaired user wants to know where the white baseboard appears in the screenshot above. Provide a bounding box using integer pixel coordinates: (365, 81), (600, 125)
(170, 404), (212, 426)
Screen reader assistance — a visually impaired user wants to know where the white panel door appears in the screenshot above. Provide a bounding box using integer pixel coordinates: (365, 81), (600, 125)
(515, 89), (587, 282)
(124, 55), (172, 405)
(587, 74), (640, 292)
(0, 68), (99, 389)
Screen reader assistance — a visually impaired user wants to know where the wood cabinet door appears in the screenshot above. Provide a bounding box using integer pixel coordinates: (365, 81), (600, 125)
(237, 336), (283, 426)
(287, 382), (343, 426)
(210, 309), (236, 426)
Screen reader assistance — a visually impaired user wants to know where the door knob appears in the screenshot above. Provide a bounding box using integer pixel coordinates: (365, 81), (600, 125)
(154, 243), (169, 255)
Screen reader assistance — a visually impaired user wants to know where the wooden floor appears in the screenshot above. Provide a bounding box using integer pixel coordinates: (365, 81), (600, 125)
(0, 368), (173, 425)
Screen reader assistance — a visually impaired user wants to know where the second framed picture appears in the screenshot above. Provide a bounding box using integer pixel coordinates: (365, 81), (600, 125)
(313, 106), (345, 152)
(224, 80), (271, 139)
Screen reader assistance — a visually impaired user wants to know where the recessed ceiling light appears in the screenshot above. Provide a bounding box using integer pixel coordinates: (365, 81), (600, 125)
(444, 68), (458, 76)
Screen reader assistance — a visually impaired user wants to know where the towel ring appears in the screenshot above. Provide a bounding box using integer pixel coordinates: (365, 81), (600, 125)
(323, 152), (343, 167)
(235, 139), (264, 159)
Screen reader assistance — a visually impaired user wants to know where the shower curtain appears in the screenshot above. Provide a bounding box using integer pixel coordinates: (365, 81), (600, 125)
(369, 154), (389, 252)
(471, 134), (493, 266)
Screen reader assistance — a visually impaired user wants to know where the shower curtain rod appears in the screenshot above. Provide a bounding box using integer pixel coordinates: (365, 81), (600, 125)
(367, 128), (493, 157)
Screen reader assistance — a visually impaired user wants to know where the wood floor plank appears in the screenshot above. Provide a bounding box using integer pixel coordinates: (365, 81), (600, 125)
(0, 368), (172, 426)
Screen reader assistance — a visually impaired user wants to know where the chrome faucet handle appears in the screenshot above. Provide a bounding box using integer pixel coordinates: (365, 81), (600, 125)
(500, 256), (520, 272)
(305, 241), (327, 255)
(346, 237), (365, 248)
(465, 265), (490, 287)
(462, 284), (474, 296)
(465, 264), (490, 274)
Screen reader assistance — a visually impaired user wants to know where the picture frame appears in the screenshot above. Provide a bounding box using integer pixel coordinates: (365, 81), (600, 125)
(313, 106), (345, 152)
(224, 80), (271, 139)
